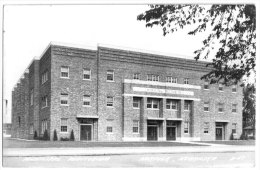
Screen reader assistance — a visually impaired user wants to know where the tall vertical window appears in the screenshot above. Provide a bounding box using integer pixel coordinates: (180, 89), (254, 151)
(204, 102), (210, 112)
(61, 118), (68, 132)
(107, 96), (114, 107)
(232, 104), (237, 113)
(41, 119), (47, 134)
(30, 89), (34, 106)
(133, 73), (140, 80)
(184, 122), (189, 133)
(41, 95), (48, 108)
(147, 98), (159, 109)
(166, 99), (178, 110)
(133, 97), (141, 108)
(107, 70), (114, 81)
(219, 83), (224, 91)
(204, 122), (209, 133)
(166, 76), (172, 83)
(184, 78), (189, 84)
(83, 68), (91, 80)
(133, 120), (139, 133)
(184, 101), (191, 111)
(29, 124), (34, 134)
(106, 119), (113, 133)
(147, 74), (159, 81)
(218, 103), (224, 112)
(232, 123), (237, 134)
(172, 78), (177, 83)
(232, 85), (237, 93)
(204, 80), (209, 90)
(61, 66), (69, 78)
(41, 71), (48, 84)
(60, 93), (69, 105)
(83, 95), (91, 106)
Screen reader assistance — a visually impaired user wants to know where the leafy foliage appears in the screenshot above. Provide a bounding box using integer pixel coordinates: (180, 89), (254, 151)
(43, 129), (49, 141)
(33, 130), (38, 139)
(53, 129), (58, 141)
(70, 130), (75, 141)
(137, 5), (256, 85)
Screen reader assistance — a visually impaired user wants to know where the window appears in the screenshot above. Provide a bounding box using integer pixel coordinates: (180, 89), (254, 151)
(41, 95), (48, 108)
(232, 104), (237, 113)
(184, 78), (189, 84)
(30, 89), (34, 106)
(218, 103), (224, 112)
(166, 99), (178, 110)
(172, 78), (177, 83)
(133, 73), (140, 80)
(147, 74), (159, 81)
(232, 85), (237, 93)
(133, 97), (141, 108)
(232, 123), (237, 134)
(41, 119), (47, 134)
(83, 95), (91, 106)
(61, 66), (69, 78)
(107, 70), (114, 81)
(61, 118), (68, 132)
(106, 119), (113, 133)
(107, 96), (114, 107)
(184, 122), (189, 133)
(204, 102), (210, 112)
(219, 83), (224, 91)
(147, 98), (159, 109)
(133, 120), (139, 133)
(166, 76), (177, 83)
(41, 71), (48, 84)
(204, 122), (209, 133)
(29, 124), (34, 134)
(60, 93), (68, 105)
(204, 80), (209, 90)
(83, 68), (91, 80)
(184, 101), (192, 111)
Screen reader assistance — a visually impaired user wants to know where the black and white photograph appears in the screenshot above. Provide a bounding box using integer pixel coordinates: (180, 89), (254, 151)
(1, 0), (258, 168)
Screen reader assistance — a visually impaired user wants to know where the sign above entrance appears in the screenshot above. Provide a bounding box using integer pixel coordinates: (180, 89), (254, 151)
(133, 87), (194, 96)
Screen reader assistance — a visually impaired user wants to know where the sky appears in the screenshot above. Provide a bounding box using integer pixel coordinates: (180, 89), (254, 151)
(2, 4), (225, 123)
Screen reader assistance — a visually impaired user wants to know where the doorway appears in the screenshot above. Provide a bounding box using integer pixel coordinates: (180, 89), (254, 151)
(147, 126), (158, 141)
(80, 125), (92, 141)
(167, 126), (176, 141)
(216, 127), (223, 140)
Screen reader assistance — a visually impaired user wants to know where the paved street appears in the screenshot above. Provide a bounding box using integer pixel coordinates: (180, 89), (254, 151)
(3, 151), (254, 168)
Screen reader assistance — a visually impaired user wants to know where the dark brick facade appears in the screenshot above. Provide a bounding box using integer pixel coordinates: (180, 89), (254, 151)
(11, 42), (243, 141)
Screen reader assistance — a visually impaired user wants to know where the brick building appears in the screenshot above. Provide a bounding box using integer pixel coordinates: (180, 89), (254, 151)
(11, 42), (243, 141)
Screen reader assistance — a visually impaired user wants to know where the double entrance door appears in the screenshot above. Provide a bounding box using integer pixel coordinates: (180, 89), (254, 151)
(215, 122), (225, 140)
(80, 125), (92, 141)
(147, 126), (158, 141)
(166, 126), (176, 141)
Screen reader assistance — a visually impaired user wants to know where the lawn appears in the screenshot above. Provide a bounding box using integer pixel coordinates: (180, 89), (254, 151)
(195, 140), (255, 145)
(3, 138), (207, 148)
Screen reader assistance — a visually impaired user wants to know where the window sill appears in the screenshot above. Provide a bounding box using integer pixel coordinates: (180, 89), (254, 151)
(106, 80), (115, 82)
(203, 89), (210, 91)
(106, 106), (114, 108)
(41, 106), (48, 109)
(60, 132), (68, 134)
(133, 132), (140, 134)
(232, 112), (237, 114)
(219, 90), (224, 92)
(147, 108), (159, 110)
(60, 104), (69, 106)
(166, 109), (178, 111)
(133, 107), (140, 109)
(83, 79), (92, 81)
(218, 112), (224, 113)
(83, 105), (92, 107)
(60, 77), (70, 79)
(204, 133), (210, 135)
(106, 132), (113, 134)
(204, 111), (209, 112)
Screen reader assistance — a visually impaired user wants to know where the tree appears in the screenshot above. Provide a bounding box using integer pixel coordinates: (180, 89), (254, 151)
(137, 5), (256, 85)
(242, 83), (255, 135)
(33, 130), (38, 139)
(43, 129), (49, 141)
(53, 129), (58, 141)
(70, 130), (75, 141)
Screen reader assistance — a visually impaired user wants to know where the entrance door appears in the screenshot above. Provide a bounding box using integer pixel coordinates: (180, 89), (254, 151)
(216, 128), (223, 140)
(167, 127), (176, 141)
(80, 125), (92, 141)
(147, 126), (158, 141)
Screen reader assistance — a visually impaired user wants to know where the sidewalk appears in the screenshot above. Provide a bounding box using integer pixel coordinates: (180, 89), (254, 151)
(3, 145), (255, 157)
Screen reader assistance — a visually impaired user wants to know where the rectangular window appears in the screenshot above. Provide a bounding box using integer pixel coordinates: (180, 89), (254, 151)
(83, 68), (91, 80)
(232, 85), (237, 93)
(29, 124), (34, 134)
(166, 76), (172, 83)
(219, 83), (224, 91)
(107, 96), (114, 107)
(133, 97), (141, 108)
(184, 122), (189, 133)
(30, 89), (34, 106)
(204, 80), (209, 90)
(147, 98), (159, 109)
(232, 123), (237, 134)
(61, 118), (68, 132)
(61, 66), (69, 78)
(83, 95), (91, 106)
(41, 119), (47, 134)
(184, 78), (189, 84)
(204, 102), (210, 112)
(133, 120), (139, 133)
(218, 103), (224, 112)
(41, 71), (48, 84)
(60, 93), (68, 105)
(42, 95), (48, 108)
(184, 101), (191, 111)
(172, 78), (177, 83)
(147, 74), (153, 81)
(107, 70), (114, 81)
(133, 73), (140, 80)
(106, 119), (113, 133)
(204, 122), (209, 133)
(232, 104), (237, 113)
(152, 75), (159, 81)
(166, 99), (178, 110)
